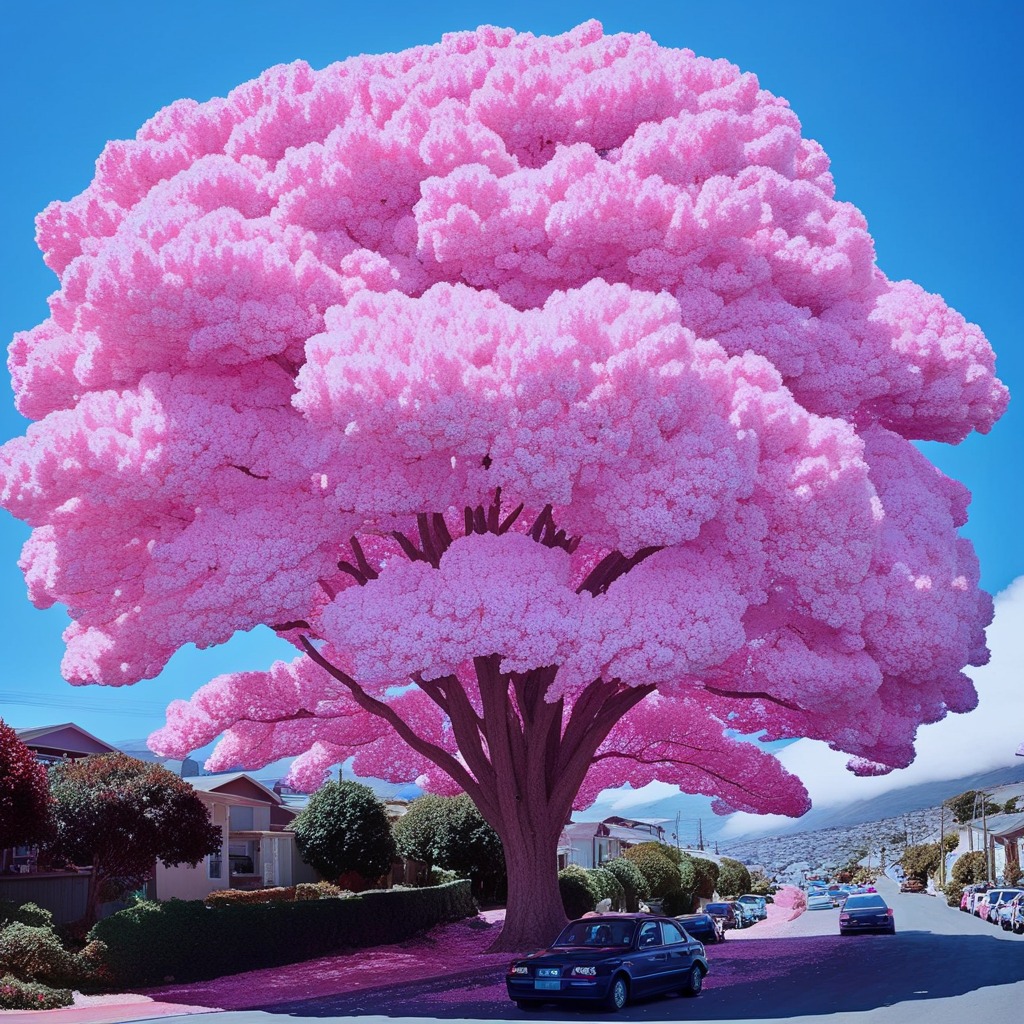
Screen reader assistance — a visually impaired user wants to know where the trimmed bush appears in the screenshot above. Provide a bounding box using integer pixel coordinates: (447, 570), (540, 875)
(0, 922), (81, 988)
(0, 974), (73, 1010)
(295, 881), (346, 900)
(603, 858), (649, 912)
(558, 866), (597, 919)
(205, 886), (297, 906)
(586, 868), (625, 910)
(717, 857), (751, 898)
(89, 880), (474, 987)
(0, 902), (54, 930)
(660, 889), (697, 916)
(624, 844), (680, 898)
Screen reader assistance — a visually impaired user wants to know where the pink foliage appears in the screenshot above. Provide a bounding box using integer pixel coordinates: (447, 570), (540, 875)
(0, 22), (1007, 826)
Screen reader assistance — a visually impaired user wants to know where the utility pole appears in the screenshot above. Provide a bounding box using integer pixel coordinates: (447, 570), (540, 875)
(938, 804), (946, 887)
(982, 794), (993, 882)
(697, 819), (705, 851)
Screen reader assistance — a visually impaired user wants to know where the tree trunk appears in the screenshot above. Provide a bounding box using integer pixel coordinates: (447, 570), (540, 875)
(488, 817), (567, 952)
(81, 854), (103, 930)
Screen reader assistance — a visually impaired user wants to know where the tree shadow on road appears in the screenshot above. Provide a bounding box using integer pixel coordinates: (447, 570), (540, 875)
(259, 931), (1024, 1020)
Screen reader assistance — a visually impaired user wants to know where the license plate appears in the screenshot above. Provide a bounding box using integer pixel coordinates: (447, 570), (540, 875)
(535, 979), (560, 990)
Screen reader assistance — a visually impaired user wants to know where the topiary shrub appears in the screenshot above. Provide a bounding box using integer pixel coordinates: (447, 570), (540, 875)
(558, 865), (597, 919)
(603, 858), (649, 912)
(0, 922), (81, 988)
(0, 974), (73, 1010)
(205, 886), (297, 906)
(0, 902), (54, 931)
(717, 857), (751, 897)
(295, 881), (346, 900)
(586, 868), (625, 910)
(660, 889), (697, 916)
(623, 844), (681, 899)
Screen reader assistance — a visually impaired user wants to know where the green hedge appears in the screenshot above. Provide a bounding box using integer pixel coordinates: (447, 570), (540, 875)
(89, 880), (474, 987)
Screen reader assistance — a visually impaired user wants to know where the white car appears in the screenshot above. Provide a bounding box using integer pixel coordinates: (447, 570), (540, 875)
(807, 893), (834, 910)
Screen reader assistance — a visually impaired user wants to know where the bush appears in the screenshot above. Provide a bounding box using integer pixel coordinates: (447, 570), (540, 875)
(603, 858), (649, 912)
(717, 857), (751, 897)
(943, 882), (964, 908)
(951, 850), (988, 886)
(623, 844), (681, 898)
(295, 881), (346, 900)
(89, 880), (474, 987)
(205, 886), (297, 906)
(558, 866), (597, 919)
(0, 974), (73, 1010)
(586, 868), (625, 910)
(0, 902), (54, 931)
(427, 867), (460, 886)
(1004, 863), (1022, 887)
(689, 855), (720, 900)
(0, 922), (81, 987)
(660, 889), (697, 916)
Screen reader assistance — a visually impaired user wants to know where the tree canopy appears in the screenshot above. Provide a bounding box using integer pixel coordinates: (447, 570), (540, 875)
(0, 720), (51, 850)
(292, 780), (396, 886)
(45, 753), (220, 926)
(0, 22), (1006, 948)
(946, 791), (1001, 824)
(716, 856), (752, 897)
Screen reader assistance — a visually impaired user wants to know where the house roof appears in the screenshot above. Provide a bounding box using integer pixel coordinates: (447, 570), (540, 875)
(1017, 742), (1024, 758)
(187, 773), (282, 803)
(16, 723), (119, 756)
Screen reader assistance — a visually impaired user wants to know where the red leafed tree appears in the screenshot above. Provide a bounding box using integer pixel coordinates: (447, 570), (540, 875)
(45, 753), (221, 927)
(0, 24), (1007, 948)
(0, 720), (51, 850)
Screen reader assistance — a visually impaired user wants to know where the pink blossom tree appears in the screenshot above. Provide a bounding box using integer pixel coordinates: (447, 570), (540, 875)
(0, 23), (1007, 948)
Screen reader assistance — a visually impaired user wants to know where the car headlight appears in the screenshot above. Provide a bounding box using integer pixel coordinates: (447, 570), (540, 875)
(572, 966), (597, 976)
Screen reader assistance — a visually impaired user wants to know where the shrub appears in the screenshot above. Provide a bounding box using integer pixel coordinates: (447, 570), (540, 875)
(295, 881), (345, 900)
(427, 867), (460, 886)
(943, 882), (965, 908)
(0, 974), (73, 1010)
(1003, 863), (1022, 887)
(205, 886), (296, 906)
(623, 844), (681, 899)
(0, 902), (54, 931)
(558, 866), (597, 919)
(586, 868), (625, 910)
(951, 850), (988, 887)
(0, 922), (80, 987)
(89, 880), (474, 987)
(717, 857), (751, 897)
(293, 781), (396, 886)
(689, 855), (720, 900)
(602, 858), (649, 912)
(660, 889), (697, 916)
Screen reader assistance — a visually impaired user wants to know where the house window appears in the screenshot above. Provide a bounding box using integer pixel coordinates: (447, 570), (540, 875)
(208, 850), (222, 880)
(595, 838), (611, 866)
(229, 805), (254, 830)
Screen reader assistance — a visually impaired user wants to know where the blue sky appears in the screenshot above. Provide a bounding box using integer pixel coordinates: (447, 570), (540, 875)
(1, 0), (1021, 758)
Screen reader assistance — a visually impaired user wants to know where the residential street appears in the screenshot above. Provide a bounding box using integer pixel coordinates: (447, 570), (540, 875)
(59, 877), (1018, 1024)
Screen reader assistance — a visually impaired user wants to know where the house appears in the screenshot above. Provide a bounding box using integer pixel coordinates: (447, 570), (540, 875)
(557, 817), (667, 870)
(1, 724), (120, 875)
(152, 773), (319, 901)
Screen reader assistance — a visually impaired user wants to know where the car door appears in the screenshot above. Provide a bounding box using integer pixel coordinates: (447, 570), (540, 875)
(660, 918), (697, 988)
(632, 920), (665, 996)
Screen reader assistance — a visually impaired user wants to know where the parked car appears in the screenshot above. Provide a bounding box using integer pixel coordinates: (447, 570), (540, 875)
(505, 914), (709, 1012)
(728, 900), (757, 927)
(968, 886), (993, 915)
(807, 892), (834, 911)
(961, 884), (988, 912)
(736, 894), (768, 920)
(1011, 895), (1024, 935)
(996, 893), (1024, 932)
(676, 913), (725, 944)
(899, 878), (926, 893)
(704, 902), (740, 930)
(839, 893), (896, 935)
(980, 888), (1023, 924)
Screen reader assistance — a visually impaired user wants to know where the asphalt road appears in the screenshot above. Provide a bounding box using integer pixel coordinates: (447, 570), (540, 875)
(141, 878), (1024, 1024)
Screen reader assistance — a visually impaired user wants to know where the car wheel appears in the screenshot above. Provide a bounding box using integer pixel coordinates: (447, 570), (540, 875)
(602, 974), (629, 1012)
(683, 964), (704, 997)
(515, 1000), (542, 1011)
(839, 928), (848, 935)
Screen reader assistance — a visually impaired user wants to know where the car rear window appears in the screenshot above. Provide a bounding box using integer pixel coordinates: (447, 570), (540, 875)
(844, 895), (886, 909)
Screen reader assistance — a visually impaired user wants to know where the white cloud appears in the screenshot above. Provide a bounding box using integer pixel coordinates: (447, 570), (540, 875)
(579, 780), (681, 816)
(719, 574), (1024, 838)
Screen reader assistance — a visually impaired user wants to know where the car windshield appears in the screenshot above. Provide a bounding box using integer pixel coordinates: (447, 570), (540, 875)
(552, 920), (635, 948)
(844, 895), (886, 910)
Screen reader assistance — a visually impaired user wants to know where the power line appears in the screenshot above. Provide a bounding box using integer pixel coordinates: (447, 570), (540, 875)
(0, 691), (170, 717)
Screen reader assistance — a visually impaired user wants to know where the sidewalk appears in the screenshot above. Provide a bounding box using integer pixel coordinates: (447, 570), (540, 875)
(0, 910), (510, 1024)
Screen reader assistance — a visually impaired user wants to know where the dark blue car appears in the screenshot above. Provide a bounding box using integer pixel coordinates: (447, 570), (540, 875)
(505, 914), (709, 1012)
